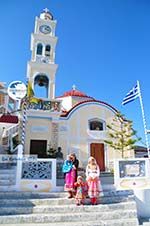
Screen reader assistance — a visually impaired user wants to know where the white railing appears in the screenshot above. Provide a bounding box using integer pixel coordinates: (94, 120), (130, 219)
(1, 124), (19, 153)
(3, 124), (19, 138)
(0, 145), (20, 190)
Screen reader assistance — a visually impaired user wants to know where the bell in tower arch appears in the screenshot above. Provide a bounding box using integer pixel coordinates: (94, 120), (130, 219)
(35, 75), (48, 87)
(34, 74), (49, 98)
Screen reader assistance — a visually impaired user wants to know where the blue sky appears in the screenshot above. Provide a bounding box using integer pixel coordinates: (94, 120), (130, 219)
(0, 0), (150, 146)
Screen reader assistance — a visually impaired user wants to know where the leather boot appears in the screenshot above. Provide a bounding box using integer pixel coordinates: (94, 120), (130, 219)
(68, 191), (73, 198)
(91, 197), (94, 205)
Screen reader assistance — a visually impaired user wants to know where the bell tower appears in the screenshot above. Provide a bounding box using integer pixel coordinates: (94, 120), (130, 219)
(27, 8), (58, 99)
(24, 9), (61, 157)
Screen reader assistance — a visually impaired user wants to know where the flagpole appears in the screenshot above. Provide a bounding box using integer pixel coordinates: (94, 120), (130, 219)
(137, 80), (150, 157)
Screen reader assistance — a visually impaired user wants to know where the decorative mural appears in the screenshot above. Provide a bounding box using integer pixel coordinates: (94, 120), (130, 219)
(119, 160), (145, 178)
(28, 100), (60, 111)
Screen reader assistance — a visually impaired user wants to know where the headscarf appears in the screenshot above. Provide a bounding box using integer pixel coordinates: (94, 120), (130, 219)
(87, 157), (98, 170)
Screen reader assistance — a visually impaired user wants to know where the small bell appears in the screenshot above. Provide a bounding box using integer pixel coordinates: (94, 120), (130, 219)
(38, 77), (45, 86)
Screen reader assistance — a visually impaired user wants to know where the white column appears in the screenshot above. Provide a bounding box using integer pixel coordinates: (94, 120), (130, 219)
(52, 159), (57, 190)
(50, 81), (55, 99)
(15, 144), (23, 191)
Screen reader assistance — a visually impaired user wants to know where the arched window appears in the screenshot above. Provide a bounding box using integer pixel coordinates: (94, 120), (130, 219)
(36, 43), (43, 55)
(89, 119), (105, 131)
(45, 45), (51, 57)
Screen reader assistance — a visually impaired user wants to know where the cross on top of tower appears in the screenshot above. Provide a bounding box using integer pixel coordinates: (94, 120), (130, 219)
(40, 8), (53, 20)
(43, 8), (49, 13)
(72, 84), (76, 90)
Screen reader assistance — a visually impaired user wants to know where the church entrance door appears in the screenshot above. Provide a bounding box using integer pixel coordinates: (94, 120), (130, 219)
(90, 143), (105, 171)
(30, 140), (47, 158)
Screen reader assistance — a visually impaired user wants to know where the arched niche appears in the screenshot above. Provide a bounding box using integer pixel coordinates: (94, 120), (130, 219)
(45, 45), (51, 57)
(34, 74), (49, 98)
(89, 118), (106, 131)
(36, 43), (43, 55)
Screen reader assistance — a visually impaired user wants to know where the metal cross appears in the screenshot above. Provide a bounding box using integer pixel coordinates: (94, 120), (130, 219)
(43, 8), (49, 13)
(72, 84), (76, 90)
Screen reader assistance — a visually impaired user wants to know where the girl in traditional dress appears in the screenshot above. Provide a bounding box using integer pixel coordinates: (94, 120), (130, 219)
(70, 153), (79, 183)
(63, 154), (78, 198)
(74, 176), (87, 205)
(86, 157), (101, 205)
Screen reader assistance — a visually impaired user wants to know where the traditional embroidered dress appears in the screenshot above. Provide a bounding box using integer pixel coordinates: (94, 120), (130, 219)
(64, 167), (76, 191)
(62, 160), (75, 191)
(86, 166), (101, 198)
(74, 181), (87, 203)
(63, 156), (79, 193)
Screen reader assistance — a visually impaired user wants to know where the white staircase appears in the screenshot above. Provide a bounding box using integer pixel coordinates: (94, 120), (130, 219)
(0, 191), (139, 226)
(0, 123), (19, 191)
(0, 162), (17, 191)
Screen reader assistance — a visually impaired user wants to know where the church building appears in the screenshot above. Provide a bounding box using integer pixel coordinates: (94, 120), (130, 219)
(24, 9), (134, 172)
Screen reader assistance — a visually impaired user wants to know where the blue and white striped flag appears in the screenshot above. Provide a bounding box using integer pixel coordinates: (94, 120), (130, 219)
(122, 83), (140, 105)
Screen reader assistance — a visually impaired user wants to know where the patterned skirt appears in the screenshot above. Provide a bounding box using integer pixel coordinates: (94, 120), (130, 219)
(75, 186), (86, 200)
(87, 177), (101, 198)
(64, 168), (76, 191)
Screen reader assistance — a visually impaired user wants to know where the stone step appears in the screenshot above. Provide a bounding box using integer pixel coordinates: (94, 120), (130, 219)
(0, 218), (139, 226)
(0, 179), (16, 186)
(0, 201), (136, 215)
(0, 186), (16, 192)
(0, 191), (67, 199)
(100, 172), (114, 176)
(0, 163), (17, 170)
(0, 195), (134, 207)
(0, 174), (15, 180)
(0, 190), (133, 199)
(0, 210), (137, 224)
(0, 169), (16, 174)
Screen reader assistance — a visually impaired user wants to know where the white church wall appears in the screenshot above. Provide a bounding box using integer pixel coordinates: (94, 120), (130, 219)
(59, 103), (115, 169)
(59, 102), (134, 171)
(25, 116), (52, 155)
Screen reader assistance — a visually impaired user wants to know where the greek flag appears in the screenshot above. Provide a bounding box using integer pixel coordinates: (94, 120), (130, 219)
(122, 84), (139, 105)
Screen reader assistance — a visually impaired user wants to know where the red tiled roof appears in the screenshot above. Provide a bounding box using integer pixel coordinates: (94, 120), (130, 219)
(59, 89), (94, 99)
(0, 114), (18, 124)
(60, 99), (118, 117)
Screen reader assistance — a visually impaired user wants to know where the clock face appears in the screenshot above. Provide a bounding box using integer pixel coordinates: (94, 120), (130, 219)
(39, 25), (51, 34)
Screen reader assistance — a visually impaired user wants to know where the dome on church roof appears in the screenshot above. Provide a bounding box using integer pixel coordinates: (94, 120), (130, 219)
(60, 86), (94, 99)
(40, 8), (53, 20)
